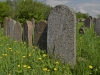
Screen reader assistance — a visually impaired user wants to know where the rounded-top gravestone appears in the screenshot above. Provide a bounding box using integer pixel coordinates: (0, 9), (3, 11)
(47, 5), (76, 66)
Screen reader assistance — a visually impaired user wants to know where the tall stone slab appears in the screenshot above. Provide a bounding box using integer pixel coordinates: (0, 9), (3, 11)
(13, 22), (22, 41)
(34, 20), (47, 51)
(84, 17), (91, 28)
(4, 17), (11, 37)
(9, 19), (16, 39)
(4, 17), (10, 36)
(93, 18), (96, 25)
(47, 5), (76, 65)
(23, 21), (33, 46)
(94, 18), (100, 36)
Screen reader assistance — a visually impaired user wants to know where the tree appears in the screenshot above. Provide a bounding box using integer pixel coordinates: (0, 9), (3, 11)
(0, 2), (10, 27)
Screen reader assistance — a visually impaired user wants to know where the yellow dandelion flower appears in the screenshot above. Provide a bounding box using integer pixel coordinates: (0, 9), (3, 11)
(43, 54), (47, 57)
(9, 48), (12, 50)
(4, 54), (7, 56)
(16, 50), (20, 54)
(22, 56), (26, 58)
(54, 68), (57, 71)
(47, 70), (50, 72)
(38, 58), (42, 60)
(23, 65), (27, 68)
(89, 65), (93, 69)
(43, 68), (47, 71)
(18, 65), (20, 68)
(0, 56), (2, 59)
(6, 44), (9, 46)
(55, 62), (59, 64)
(27, 66), (31, 69)
(28, 53), (31, 56)
(8, 74), (11, 75)
(2, 54), (5, 56)
(14, 41), (17, 43)
(0, 45), (2, 46)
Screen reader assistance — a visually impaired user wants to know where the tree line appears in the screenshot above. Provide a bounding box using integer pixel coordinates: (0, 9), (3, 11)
(0, 0), (97, 27)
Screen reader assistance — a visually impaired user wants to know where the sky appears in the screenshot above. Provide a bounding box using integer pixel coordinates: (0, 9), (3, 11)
(44, 0), (100, 17)
(0, 0), (100, 17)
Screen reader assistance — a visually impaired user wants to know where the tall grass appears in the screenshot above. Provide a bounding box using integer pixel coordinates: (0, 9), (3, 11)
(0, 22), (100, 75)
(0, 29), (71, 75)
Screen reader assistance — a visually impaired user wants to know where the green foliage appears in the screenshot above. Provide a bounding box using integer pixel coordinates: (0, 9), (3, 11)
(76, 12), (89, 21)
(6, 0), (52, 25)
(72, 22), (100, 75)
(0, 28), (72, 75)
(0, 2), (10, 27)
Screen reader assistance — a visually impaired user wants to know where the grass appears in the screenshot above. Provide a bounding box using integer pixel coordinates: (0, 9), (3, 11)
(0, 22), (100, 75)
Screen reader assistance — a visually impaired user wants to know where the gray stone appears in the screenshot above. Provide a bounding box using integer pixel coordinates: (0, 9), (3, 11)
(84, 17), (91, 28)
(23, 21), (33, 46)
(93, 18), (96, 25)
(47, 5), (76, 66)
(9, 19), (16, 39)
(4, 17), (11, 37)
(4, 17), (8, 36)
(34, 20), (47, 51)
(94, 18), (100, 36)
(13, 22), (22, 41)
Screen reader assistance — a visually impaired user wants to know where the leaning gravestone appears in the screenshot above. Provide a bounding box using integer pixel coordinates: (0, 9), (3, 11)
(9, 19), (16, 39)
(47, 5), (76, 66)
(84, 17), (91, 28)
(34, 20), (47, 51)
(23, 21), (33, 46)
(4, 17), (11, 37)
(13, 22), (22, 41)
(94, 18), (100, 36)
(4, 17), (8, 36)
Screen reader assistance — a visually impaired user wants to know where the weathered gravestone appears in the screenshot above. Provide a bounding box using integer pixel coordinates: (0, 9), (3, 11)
(47, 5), (76, 65)
(9, 19), (16, 39)
(23, 21), (33, 46)
(93, 18), (96, 25)
(94, 18), (100, 36)
(4, 17), (8, 35)
(4, 17), (11, 37)
(13, 22), (22, 41)
(84, 17), (91, 28)
(34, 20), (47, 51)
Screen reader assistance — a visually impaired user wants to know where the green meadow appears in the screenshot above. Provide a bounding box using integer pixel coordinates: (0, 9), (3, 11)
(0, 22), (100, 75)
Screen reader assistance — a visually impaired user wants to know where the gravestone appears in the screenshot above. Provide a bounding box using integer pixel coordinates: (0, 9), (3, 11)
(34, 20), (47, 51)
(93, 18), (96, 25)
(13, 22), (22, 41)
(47, 5), (76, 66)
(94, 18), (100, 36)
(23, 21), (33, 46)
(9, 19), (16, 39)
(4, 17), (11, 37)
(4, 17), (8, 35)
(84, 17), (91, 28)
